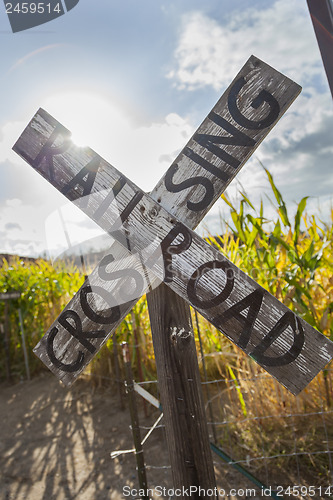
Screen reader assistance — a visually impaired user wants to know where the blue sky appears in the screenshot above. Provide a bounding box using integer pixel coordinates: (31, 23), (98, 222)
(0, 0), (332, 257)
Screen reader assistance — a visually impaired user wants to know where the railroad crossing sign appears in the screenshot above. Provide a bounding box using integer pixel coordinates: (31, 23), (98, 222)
(13, 56), (333, 395)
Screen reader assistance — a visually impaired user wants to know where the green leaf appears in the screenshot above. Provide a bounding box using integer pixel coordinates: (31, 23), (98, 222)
(260, 199), (264, 219)
(246, 214), (267, 239)
(247, 226), (259, 247)
(264, 167), (283, 206)
(264, 167), (291, 226)
(239, 199), (244, 222)
(231, 211), (246, 242)
(240, 191), (255, 210)
(221, 193), (236, 211)
(278, 205), (291, 227)
(294, 196), (309, 245)
(272, 219), (281, 237)
(228, 366), (247, 417)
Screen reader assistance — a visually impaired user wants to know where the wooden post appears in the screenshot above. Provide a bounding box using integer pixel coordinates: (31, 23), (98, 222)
(122, 342), (148, 498)
(113, 331), (124, 410)
(147, 285), (217, 498)
(3, 302), (11, 382)
(19, 308), (31, 381)
(131, 309), (148, 417)
(307, 0), (333, 98)
(11, 57), (333, 498)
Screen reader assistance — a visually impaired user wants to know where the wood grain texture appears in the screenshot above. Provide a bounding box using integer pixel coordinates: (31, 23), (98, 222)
(145, 55), (300, 491)
(150, 55), (301, 228)
(147, 284), (216, 497)
(307, 0), (333, 98)
(122, 343), (148, 496)
(3, 303), (11, 381)
(12, 57), (326, 396)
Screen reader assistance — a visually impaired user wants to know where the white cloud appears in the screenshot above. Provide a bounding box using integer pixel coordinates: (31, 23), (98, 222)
(0, 120), (28, 165)
(167, 0), (324, 92)
(167, 0), (333, 228)
(0, 198), (47, 256)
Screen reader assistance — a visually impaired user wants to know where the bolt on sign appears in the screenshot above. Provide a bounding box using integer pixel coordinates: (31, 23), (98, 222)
(13, 56), (333, 396)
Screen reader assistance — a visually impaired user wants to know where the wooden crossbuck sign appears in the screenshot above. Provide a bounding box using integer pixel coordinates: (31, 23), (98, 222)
(13, 56), (333, 395)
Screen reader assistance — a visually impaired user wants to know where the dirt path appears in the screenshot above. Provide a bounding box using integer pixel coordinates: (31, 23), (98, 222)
(0, 373), (173, 500)
(0, 374), (266, 500)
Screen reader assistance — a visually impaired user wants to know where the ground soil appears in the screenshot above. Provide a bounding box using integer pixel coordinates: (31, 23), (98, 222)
(0, 374), (264, 500)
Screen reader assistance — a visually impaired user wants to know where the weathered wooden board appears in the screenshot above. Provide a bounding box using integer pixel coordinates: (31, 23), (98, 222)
(145, 55), (300, 488)
(12, 55), (302, 388)
(307, 0), (333, 98)
(147, 283), (216, 491)
(13, 74), (333, 394)
(0, 291), (21, 300)
(150, 55), (301, 227)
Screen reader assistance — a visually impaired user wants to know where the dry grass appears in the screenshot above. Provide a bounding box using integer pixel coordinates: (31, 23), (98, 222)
(1, 168), (332, 490)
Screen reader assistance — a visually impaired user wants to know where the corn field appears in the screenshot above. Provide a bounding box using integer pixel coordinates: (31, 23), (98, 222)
(1, 168), (333, 490)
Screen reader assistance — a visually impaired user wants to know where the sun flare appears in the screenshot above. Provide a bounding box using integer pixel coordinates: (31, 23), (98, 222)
(42, 91), (126, 150)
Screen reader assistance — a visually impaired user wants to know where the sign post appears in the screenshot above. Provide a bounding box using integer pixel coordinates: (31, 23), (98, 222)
(13, 56), (333, 493)
(19, 309), (31, 381)
(147, 284), (217, 495)
(307, 0), (333, 98)
(122, 342), (148, 497)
